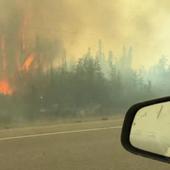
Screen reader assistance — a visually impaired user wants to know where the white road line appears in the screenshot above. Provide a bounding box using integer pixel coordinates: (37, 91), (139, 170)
(0, 126), (122, 141)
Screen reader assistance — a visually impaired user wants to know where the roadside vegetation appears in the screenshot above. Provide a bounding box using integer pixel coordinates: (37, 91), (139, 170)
(0, 43), (156, 124)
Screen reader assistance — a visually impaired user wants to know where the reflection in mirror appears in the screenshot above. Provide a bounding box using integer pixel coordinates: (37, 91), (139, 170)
(130, 102), (170, 157)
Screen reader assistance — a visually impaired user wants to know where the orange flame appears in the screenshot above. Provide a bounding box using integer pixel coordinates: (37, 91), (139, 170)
(0, 79), (13, 95)
(22, 53), (35, 72)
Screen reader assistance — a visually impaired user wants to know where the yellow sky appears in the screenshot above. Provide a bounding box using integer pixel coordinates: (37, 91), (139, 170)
(1, 0), (170, 69)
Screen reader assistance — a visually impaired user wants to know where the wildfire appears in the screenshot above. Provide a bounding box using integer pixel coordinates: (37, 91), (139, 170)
(0, 53), (36, 96)
(0, 13), (37, 96)
(0, 53), (35, 96)
(22, 53), (35, 72)
(0, 79), (13, 95)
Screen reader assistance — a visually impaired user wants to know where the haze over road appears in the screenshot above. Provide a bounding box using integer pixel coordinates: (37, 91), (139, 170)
(0, 118), (169, 170)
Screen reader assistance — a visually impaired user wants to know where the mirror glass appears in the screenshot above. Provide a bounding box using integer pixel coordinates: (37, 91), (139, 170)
(130, 101), (170, 157)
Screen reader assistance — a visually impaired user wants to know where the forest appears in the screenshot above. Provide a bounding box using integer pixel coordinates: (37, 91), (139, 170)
(0, 39), (168, 124)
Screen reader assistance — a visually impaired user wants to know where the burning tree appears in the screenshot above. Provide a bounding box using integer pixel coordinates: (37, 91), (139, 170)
(0, 3), (61, 96)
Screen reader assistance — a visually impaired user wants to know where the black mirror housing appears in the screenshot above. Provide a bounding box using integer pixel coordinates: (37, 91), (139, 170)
(121, 96), (170, 163)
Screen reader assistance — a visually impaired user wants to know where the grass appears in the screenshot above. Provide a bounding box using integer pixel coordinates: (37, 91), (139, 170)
(0, 113), (124, 130)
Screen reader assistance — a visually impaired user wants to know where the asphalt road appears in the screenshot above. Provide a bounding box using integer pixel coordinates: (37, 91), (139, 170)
(0, 118), (169, 170)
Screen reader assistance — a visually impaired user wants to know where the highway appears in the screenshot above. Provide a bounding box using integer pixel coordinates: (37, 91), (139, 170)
(0, 118), (169, 170)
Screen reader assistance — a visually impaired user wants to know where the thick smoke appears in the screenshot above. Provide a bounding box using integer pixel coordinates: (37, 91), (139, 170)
(0, 0), (170, 69)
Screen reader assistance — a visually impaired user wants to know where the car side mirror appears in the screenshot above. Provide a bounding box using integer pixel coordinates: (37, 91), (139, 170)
(121, 96), (170, 163)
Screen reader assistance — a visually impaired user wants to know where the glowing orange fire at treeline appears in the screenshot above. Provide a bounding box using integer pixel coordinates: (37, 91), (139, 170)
(0, 15), (36, 96)
(0, 55), (35, 96)
(0, 79), (13, 95)
(0, 36), (13, 96)
(0, 53), (35, 96)
(21, 53), (35, 72)
(0, 41), (35, 95)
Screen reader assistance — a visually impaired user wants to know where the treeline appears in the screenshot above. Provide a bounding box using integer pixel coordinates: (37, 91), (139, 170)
(0, 45), (155, 123)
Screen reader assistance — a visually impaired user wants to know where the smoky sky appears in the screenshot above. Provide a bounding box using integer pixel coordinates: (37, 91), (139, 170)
(0, 0), (170, 69)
